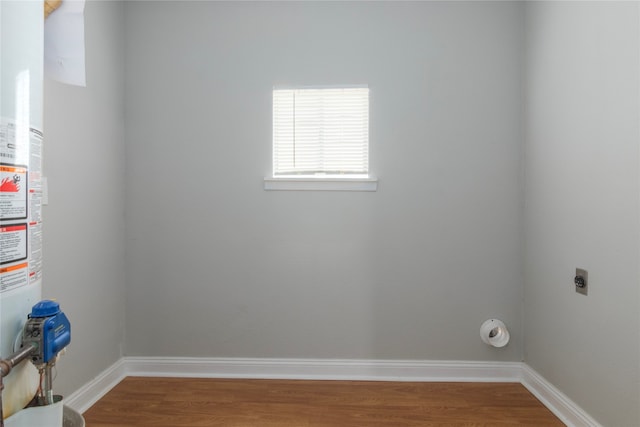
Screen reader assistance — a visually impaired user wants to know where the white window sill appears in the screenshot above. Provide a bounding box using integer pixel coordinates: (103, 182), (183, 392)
(264, 177), (378, 192)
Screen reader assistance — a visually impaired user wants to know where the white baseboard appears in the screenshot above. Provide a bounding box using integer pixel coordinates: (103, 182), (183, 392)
(67, 357), (600, 426)
(125, 357), (522, 383)
(63, 358), (127, 414)
(520, 364), (602, 427)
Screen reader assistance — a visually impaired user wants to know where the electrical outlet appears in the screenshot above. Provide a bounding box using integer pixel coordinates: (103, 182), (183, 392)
(574, 268), (588, 296)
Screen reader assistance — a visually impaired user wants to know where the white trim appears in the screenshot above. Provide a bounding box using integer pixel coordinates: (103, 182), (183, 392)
(67, 357), (600, 425)
(125, 357), (521, 382)
(520, 364), (603, 427)
(63, 358), (127, 414)
(264, 177), (378, 191)
(273, 84), (368, 90)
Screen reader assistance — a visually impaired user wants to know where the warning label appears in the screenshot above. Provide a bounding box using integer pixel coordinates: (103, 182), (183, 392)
(0, 164), (28, 220)
(0, 262), (28, 292)
(0, 223), (28, 265)
(0, 118), (43, 293)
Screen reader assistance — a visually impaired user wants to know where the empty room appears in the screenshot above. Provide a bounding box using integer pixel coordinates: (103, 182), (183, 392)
(1, 1), (638, 426)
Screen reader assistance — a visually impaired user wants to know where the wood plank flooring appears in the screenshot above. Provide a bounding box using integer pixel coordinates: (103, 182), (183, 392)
(83, 377), (564, 426)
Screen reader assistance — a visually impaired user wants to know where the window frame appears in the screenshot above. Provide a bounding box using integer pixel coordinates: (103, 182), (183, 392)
(265, 85), (377, 192)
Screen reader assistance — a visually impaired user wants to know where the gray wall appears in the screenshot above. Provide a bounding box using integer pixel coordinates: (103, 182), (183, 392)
(124, 1), (525, 361)
(43, 1), (126, 396)
(39, 2), (640, 424)
(523, 2), (640, 426)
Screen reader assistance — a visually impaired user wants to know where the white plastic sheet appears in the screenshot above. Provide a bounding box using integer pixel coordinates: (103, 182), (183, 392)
(44, 0), (86, 87)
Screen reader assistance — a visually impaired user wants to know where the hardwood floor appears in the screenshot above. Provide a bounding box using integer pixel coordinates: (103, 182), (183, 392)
(83, 377), (564, 426)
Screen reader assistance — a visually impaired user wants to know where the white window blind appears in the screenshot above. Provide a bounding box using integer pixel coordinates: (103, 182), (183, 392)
(273, 86), (369, 177)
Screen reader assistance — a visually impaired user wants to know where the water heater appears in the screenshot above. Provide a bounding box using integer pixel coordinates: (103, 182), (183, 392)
(0, 0), (45, 420)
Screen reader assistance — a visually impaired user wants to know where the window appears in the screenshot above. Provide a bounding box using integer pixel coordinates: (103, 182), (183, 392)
(265, 86), (377, 191)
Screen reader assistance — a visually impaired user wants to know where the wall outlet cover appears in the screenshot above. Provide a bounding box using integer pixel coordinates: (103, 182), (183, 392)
(575, 268), (588, 296)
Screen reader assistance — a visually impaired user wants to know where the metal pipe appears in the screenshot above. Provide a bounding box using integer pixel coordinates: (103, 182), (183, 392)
(44, 364), (54, 405)
(0, 344), (37, 427)
(1, 344), (37, 375)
